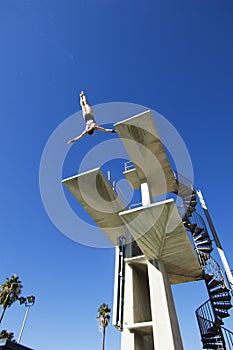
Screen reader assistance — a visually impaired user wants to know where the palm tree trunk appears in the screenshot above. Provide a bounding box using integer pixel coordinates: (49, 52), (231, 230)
(102, 326), (105, 350)
(0, 306), (7, 324)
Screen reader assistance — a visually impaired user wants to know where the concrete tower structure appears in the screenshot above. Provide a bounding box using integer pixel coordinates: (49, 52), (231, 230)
(63, 111), (233, 350)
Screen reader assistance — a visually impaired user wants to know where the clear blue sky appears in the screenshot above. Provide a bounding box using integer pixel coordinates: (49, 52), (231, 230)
(1, 1), (233, 349)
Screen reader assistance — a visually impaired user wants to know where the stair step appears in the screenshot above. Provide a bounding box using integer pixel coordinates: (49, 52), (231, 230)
(210, 286), (229, 296)
(179, 187), (195, 194)
(183, 198), (197, 204)
(185, 200), (197, 207)
(194, 232), (209, 241)
(199, 252), (210, 261)
(203, 343), (224, 349)
(205, 273), (214, 283)
(184, 193), (196, 201)
(193, 227), (204, 236)
(186, 209), (195, 217)
(204, 333), (217, 339)
(183, 220), (191, 227)
(196, 239), (212, 247)
(184, 223), (197, 232)
(215, 310), (230, 318)
(198, 246), (213, 253)
(186, 206), (195, 213)
(202, 336), (222, 343)
(214, 317), (224, 326)
(196, 244), (212, 251)
(213, 302), (232, 310)
(200, 259), (208, 267)
(208, 279), (222, 289)
(183, 193), (196, 199)
(178, 187), (195, 198)
(212, 294), (231, 302)
(207, 326), (221, 334)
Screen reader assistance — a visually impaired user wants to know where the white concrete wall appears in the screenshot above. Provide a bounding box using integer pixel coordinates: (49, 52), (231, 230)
(121, 256), (184, 350)
(121, 261), (135, 350)
(133, 265), (151, 323)
(148, 260), (184, 350)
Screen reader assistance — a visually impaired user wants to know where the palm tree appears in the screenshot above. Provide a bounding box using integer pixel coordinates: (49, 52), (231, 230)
(0, 275), (22, 324)
(96, 303), (111, 350)
(0, 329), (14, 341)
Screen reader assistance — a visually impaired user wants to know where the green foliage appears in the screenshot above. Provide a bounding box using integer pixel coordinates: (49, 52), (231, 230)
(97, 303), (111, 350)
(0, 275), (22, 323)
(96, 303), (111, 329)
(0, 275), (22, 307)
(0, 329), (14, 341)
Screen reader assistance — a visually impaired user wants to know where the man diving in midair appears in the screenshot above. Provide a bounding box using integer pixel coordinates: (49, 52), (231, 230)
(67, 91), (119, 144)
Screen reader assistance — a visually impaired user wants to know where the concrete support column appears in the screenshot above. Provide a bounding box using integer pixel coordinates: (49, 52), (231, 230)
(121, 262), (135, 350)
(141, 182), (152, 206)
(147, 260), (184, 350)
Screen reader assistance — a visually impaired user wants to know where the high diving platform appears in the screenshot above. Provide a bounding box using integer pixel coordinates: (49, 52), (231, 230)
(114, 110), (178, 197)
(119, 199), (203, 284)
(62, 168), (126, 245)
(62, 110), (202, 283)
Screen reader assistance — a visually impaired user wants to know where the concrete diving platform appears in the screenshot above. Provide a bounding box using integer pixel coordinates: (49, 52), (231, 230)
(114, 110), (178, 197)
(62, 168), (126, 245)
(119, 199), (203, 284)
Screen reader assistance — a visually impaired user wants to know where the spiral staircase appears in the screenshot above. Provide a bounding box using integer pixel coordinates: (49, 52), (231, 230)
(179, 183), (233, 349)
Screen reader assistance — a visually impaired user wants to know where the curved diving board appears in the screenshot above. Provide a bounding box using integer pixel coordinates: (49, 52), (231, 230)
(62, 168), (126, 245)
(114, 110), (178, 197)
(119, 199), (203, 284)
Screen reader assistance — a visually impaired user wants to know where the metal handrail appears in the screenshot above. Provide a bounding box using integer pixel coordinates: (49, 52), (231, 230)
(196, 307), (233, 349)
(124, 161), (135, 172)
(107, 171), (130, 208)
(203, 255), (226, 284)
(189, 212), (207, 231)
(128, 202), (142, 209)
(173, 170), (194, 190)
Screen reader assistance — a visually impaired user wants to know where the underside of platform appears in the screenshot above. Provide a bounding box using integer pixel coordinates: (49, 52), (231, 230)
(114, 110), (178, 197)
(119, 199), (203, 284)
(62, 168), (126, 245)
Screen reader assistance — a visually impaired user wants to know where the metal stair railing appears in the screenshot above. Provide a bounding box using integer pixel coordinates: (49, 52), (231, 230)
(173, 170), (194, 190)
(202, 255), (226, 283)
(107, 170), (130, 208)
(189, 210), (233, 348)
(228, 271), (233, 295)
(196, 299), (216, 324)
(176, 181), (232, 349)
(189, 212), (207, 230)
(196, 300), (233, 349)
(195, 255), (232, 349)
(124, 161), (135, 172)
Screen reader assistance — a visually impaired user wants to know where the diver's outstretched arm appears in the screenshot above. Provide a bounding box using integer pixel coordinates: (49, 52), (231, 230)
(67, 130), (88, 144)
(94, 126), (120, 134)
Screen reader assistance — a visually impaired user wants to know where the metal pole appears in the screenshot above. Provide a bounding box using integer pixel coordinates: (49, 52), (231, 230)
(197, 190), (233, 292)
(17, 306), (30, 343)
